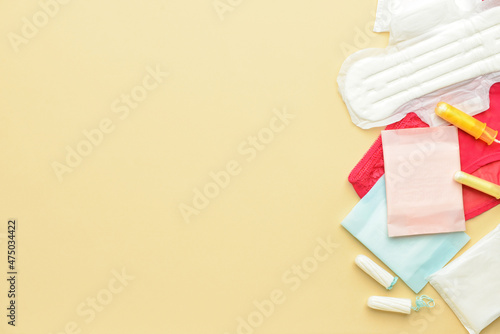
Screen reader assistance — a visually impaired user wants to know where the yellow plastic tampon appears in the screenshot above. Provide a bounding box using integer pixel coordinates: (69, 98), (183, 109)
(454, 171), (500, 199)
(435, 102), (499, 145)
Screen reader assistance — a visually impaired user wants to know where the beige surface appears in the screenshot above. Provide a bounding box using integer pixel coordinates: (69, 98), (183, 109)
(0, 0), (499, 333)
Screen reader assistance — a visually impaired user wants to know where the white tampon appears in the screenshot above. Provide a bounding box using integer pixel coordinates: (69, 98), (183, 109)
(355, 255), (398, 290)
(368, 296), (412, 314)
(368, 296), (435, 314)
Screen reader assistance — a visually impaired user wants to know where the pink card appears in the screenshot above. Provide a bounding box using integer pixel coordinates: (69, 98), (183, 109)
(381, 127), (465, 237)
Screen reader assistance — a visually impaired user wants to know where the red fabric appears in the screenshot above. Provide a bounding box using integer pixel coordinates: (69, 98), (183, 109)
(348, 83), (500, 220)
(459, 83), (500, 219)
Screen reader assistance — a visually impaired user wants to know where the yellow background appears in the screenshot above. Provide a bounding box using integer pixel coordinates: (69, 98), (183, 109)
(0, 0), (499, 333)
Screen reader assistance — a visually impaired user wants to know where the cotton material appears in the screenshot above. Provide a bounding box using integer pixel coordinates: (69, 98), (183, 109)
(341, 176), (470, 293)
(428, 224), (500, 334)
(381, 126), (465, 236)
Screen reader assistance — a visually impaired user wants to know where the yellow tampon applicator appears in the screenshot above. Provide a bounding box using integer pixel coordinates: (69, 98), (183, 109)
(454, 172), (500, 199)
(435, 102), (500, 145)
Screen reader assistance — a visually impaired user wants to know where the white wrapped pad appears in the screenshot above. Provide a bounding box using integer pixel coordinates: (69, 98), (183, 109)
(374, 0), (483, 37)
(428, 224), (500, 334)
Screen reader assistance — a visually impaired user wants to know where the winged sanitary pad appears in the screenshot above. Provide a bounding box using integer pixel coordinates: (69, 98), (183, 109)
(338, 6), (500, 129)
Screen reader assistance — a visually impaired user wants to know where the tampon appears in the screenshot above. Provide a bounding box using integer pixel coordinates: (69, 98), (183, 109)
(355, 255), (398, 290)
(368, 296), (435, 314)
(454, 171), (500, 199)
(435, 102), (498, 145)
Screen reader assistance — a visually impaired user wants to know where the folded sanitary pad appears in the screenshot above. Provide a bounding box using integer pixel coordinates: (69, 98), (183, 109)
(382, 127), (465, 236)
(428, 224), (500, 334)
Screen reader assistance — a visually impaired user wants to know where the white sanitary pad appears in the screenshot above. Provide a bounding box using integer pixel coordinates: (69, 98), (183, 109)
(338, 1), (500, 129)
(374, 0), (483, 41)
(428, 224), (500, 334)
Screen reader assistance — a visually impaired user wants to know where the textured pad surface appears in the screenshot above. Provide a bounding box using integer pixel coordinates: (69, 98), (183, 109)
(339, 7), (500, 128)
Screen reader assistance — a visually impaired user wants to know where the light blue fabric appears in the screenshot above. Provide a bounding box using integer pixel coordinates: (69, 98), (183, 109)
(342, 176), (470, 293)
